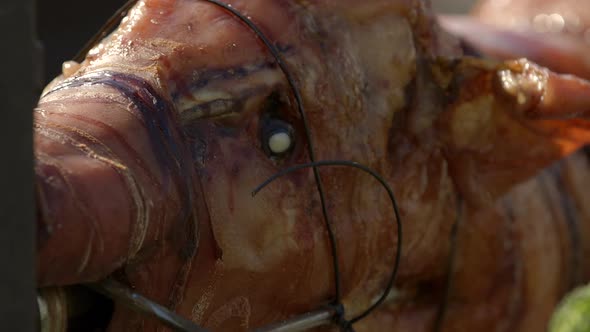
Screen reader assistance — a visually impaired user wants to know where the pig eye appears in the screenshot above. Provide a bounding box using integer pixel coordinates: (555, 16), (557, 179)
(261, 118), (295, 157)
(268, 131), (292, 154)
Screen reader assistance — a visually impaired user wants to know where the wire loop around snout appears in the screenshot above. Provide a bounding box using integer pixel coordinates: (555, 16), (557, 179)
(252, 160), (403, 328)
(86, 159), (402, 332)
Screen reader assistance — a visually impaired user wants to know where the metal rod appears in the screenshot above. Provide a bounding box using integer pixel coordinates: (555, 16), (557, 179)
(88, 279), (208, 332)
(87, 278), (410, 332)
(87, 280), (404, 332)
(91, 278), (339, 332)
(253, 308), (335, 332)
(37, 288), (68, 332)
(253, 289), (404, 332)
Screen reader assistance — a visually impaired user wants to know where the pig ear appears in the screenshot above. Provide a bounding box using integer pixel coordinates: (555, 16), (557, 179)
(438, 15), (590, 80)
(438, 14), (590, 127)
(439, 57), (590, 201)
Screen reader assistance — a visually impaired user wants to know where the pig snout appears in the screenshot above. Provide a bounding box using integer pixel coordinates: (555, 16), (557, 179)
(34, 72), (196, 286)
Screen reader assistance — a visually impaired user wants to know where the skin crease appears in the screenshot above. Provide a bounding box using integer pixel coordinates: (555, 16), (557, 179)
(34, 0), (590, 331)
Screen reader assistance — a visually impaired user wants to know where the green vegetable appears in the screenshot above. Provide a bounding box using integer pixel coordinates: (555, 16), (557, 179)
(550, 284), (590, 332)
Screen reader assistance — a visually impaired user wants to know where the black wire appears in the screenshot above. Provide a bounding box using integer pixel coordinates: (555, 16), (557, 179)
(252, 161), (403, 323)
(72, 0), (404, 329)
(434, 197), (463, 332)
(89, 279), (207, 332)
(73, 2), (342, 304)
(199, 0), (344, 305)
(205, 3), (404, 325)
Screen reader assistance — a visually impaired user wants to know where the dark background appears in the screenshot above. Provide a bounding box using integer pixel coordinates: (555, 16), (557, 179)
(0, 0), (37, 330)
(38, 0), (124, 83)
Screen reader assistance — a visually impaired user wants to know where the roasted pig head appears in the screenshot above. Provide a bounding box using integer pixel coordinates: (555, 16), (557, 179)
(35, 0), (590, 331)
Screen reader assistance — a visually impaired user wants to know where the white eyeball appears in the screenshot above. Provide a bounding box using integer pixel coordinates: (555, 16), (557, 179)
(268, 131), (292, 154)
(261, 117), (295, 157)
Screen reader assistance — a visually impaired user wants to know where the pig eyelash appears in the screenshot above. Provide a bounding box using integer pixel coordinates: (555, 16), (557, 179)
(74, 1), (404, 331)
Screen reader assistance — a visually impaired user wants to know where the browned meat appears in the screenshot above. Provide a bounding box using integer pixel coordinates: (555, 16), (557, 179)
(34, 0), (590, 331)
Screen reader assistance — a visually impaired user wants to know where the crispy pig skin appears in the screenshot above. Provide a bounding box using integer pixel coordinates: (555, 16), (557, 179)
(34, 0), (590, 331)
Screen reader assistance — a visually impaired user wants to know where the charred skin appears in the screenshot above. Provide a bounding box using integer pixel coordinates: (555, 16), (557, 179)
(34, 0), (590, 331)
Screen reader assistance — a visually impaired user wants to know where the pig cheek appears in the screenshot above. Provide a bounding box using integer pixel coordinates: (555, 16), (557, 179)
(199, 138), (303, 273)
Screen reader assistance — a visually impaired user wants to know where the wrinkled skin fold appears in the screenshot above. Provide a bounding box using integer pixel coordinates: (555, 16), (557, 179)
(34, 0), (590, 331)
